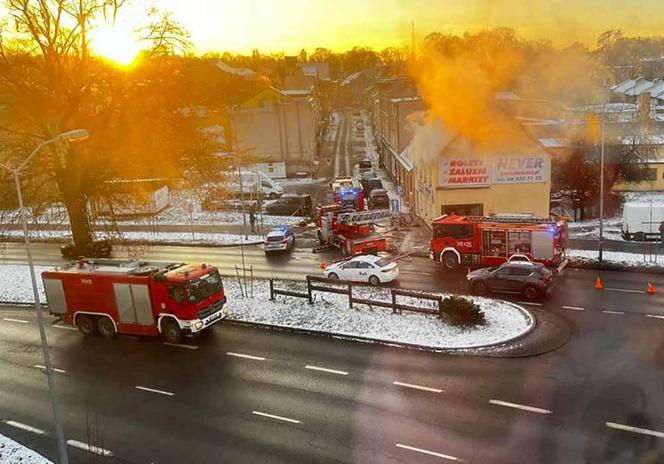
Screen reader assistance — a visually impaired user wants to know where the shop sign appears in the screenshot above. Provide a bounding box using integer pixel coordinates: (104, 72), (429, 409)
(494, 155), (547, 184)
(439, 159), (491, 188)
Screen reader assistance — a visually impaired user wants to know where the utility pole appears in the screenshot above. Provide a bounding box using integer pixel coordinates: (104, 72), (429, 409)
(598, 110), (605, 262)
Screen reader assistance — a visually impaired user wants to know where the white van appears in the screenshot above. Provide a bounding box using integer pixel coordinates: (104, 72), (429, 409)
(219, 169), (284, 199)
(621, 202), (664, 241)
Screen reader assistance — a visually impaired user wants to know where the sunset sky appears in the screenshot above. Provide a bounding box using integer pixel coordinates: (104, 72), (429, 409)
(40, 0), (664, 63)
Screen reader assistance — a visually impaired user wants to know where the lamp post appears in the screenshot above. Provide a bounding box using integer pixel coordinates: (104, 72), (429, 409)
(0, 129), (89, 464)
(598, 111), (605, 262)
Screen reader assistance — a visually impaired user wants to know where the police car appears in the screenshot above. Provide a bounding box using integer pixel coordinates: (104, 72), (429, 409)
(263, 226), (296, 255)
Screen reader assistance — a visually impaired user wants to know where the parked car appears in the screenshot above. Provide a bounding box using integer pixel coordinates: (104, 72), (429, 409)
(359, 177), (384, 196)
(264, 194), (313, 216)
(467, 261), (553, 299)
(368, 189), (390, 209)
(263, 226), (295, 254)
(358, 158), (372, 170)
(324, 255), (399, 285)
(60, 239), (113, 260)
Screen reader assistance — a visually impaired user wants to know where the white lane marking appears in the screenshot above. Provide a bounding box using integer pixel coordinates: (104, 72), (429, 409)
(305, 365), (348, 376)
(251, 411), (301, 424)
(3, 318), (29, 324)
(163, 342), (198, 350)
(34, 364), (66, 374)
(489, 399), (552, 415)
(135, 386), (174, 396)
(52, 325), (77, 331)
(605, 287), (645, 294)
(226, 352), (266, 361)
(395, 443), (461, 461)
(606, 422), (664, 439)
(602, 310), (625, 315)
(517, 301), (542, 306)
(646, 314), (664, 320)
(393, 381), (443, 393)
(2, 420), (46, 435)
(66, 439), (114, 456)
(562, 305), (584, 311)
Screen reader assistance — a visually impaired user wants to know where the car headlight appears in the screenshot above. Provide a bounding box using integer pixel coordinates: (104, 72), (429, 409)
(194, 321), (203, 330)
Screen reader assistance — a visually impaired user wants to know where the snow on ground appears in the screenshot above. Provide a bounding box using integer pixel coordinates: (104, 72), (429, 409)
(1, 265), (531, 349)
(1, 229), (265, 245)
(568, 248), (664, 268)
(276, 177), (327, 187)
(567, 216), (624, 240)
(225, 279), (532, 349)
(0, 433), (52, 463)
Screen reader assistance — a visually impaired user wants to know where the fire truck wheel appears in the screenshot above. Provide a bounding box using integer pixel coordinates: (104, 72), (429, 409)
(472, 282), (488, 295)
(369, 275), (380, 286)
(161, 318), (182, 344)
(97, 317), (116, 338)
(522, 285), (540, 300)
(442, 252), (459, 270)
(76, 315), (97, 337)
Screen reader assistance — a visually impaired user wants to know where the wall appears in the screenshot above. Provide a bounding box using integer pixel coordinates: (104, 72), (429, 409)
(613, 161), (664, 191)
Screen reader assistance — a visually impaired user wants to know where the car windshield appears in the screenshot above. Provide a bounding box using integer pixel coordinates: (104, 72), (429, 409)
(375, 258), (391, 267)
(185, 270), (224, 303)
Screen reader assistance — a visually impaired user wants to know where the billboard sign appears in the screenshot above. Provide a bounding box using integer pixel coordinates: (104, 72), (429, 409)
(439, 159), (491, 188)
(439, 155), (548, 188)
(494, 155), (548, 184)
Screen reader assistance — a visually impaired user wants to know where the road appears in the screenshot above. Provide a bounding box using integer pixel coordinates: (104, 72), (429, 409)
(1, 244), (663, 463)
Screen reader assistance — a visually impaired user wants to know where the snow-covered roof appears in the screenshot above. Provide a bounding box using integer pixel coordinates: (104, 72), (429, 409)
(624, 78), (654, 97)
(612, 78), (636, 94)
(389, 96), (421, 104)
(340, 72), (362, 87)
(620, 134), (664, 145)
(648, 79), (664, 99)
(282, 89), (312, 97)
(516, 117), (562, 126)
(539, 137), (568, 149)
(495, 91), (521, 101)
(216, 61), (257, 79)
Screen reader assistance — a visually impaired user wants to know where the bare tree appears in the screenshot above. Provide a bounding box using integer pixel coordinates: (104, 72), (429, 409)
(138, 7), (192, 57)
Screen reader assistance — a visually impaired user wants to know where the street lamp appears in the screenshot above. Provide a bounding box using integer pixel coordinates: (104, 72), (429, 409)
(0, 128), (89, 464)
(598, 112), (605, 262)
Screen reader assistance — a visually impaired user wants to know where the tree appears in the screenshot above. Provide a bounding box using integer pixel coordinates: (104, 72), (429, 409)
(138, 7), (192, 57)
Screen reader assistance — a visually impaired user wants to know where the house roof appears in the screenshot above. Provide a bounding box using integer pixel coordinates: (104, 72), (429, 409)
(624, 78), (654, 97)
(216, 61), (257, 79)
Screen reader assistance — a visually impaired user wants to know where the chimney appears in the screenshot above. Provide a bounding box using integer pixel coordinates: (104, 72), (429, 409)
(639, 91), (651, 120)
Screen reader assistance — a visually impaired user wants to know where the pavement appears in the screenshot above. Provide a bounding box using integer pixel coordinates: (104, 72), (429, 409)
(1, 242), (664, 463)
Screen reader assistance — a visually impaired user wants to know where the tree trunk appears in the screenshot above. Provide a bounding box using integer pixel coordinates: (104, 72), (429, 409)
(62, 192), (93, 250)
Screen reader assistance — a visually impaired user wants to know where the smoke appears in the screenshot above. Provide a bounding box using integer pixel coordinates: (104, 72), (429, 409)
(408, 30), (605, 159)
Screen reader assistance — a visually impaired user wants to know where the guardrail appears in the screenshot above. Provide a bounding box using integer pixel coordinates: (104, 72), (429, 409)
(269, 275), (443, 316)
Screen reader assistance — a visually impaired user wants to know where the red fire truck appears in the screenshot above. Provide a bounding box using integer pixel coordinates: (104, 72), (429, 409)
(42, 259), (227, 344)
(315, 204), (392, 255)
(331, 177), (365, 210)
(430, 214), (568, 270)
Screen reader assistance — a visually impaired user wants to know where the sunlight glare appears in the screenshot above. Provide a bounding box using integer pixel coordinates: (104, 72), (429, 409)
(91, 22), (142, 66)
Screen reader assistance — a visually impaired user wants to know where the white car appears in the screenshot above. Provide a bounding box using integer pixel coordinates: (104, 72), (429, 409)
(324, 255), (399, 285)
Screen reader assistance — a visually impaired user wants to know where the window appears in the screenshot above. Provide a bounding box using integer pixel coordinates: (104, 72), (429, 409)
(510, 267), (533, 276)
(357, 262), (372, 268)
(433, 224), (474, 239)
(646, 168), (657, 181)
(441, 203), (483, 216)
(262, 181), (272, 188)
(343, 261), (359, 269)
(168, 285), (185, 303)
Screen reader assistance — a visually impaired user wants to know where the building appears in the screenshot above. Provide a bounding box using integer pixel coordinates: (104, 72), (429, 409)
(412, 117), (552, 223)
(229, 86), (318, 176)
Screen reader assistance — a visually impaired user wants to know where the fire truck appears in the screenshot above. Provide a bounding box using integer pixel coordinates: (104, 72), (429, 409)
(315, 204), (392, 255)
(430, 214), (568, 270)
(331, 177), (365, 210)
(41, 259), (227, 344)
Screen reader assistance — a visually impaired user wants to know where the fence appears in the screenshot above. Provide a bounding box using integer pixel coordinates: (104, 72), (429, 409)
(269, 275), (443, 317)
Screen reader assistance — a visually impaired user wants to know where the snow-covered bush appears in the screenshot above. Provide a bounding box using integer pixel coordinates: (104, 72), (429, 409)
(441, 295), (485, 328)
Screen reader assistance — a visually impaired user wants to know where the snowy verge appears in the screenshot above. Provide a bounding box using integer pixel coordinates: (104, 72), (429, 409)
(0, 433), (52, 464)
(568, 249), (664, 271)
(0, 265), (533, 350)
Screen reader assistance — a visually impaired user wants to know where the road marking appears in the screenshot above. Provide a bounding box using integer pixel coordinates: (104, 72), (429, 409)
(605, 287), (645, 294)
(606, 422), (664, 439)
(2, 420), (46, 435)
(251, 411), (301, 424)
(226, 352), (266, 361)
(305, 365), (348, 376)
(3, 317), (29, 324)
(66, 439), (114, 456)
(135, 386), (174, 396)
(393, 381), (443, 393)
(164, 342), (198, 350)
(517, 301), (542, 307)
(395, 444), (461, 461)
(602, 310), (625, 315)
(34, 364), (66, 374)
(562, 305), (584, 311)
(52, 325), (77, 331)
(646, 314), (664, 320)
(489, 399), (552, 415)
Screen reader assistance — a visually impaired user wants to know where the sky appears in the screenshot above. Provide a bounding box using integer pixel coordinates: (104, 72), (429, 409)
(106, 0), (664, 55)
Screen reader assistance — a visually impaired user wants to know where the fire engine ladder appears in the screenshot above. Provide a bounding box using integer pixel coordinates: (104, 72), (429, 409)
(471, 215), (555, 224)
(335, 209), (393, 225)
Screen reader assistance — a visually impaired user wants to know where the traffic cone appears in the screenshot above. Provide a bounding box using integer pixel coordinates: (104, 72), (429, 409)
(320, 260), (327, 270)
(595, 276), (603, 290)
(648, 282), (656, 294)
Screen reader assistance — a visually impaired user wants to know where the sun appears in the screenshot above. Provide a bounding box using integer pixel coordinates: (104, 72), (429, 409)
(90, 22), (142, 66)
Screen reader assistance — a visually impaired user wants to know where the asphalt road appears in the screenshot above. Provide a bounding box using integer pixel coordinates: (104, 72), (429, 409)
(1, 242), (664, 463)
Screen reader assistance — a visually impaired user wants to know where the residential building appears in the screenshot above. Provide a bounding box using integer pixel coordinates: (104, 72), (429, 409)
(229, 86), (318, 176)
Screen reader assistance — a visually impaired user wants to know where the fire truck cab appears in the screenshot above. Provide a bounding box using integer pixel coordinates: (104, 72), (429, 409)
(331, 177), (365, 211)
(42, 259), (227, 344)
(315, 204), (392, 255)
(430, 214), (568, 270)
